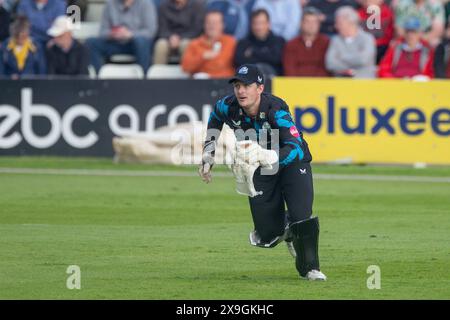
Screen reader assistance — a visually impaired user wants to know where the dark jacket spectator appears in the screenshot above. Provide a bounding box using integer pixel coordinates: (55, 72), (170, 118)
(17, 0), (66, 47)
(234, 9), (285, 75)
(358, 0), (394, 63)
(308, 0), (358, 35)
(434, 38), (450, 78)
(46, 16), (89, 75)
(378, 17), (434, 78)
(434, 22), (450, 78)
(0, 16), (46, 77)
(283, 7), (330, 77)
(153, 0), (205, 64)
(0, 2), (11, 42)
(252, 0), (301, 41)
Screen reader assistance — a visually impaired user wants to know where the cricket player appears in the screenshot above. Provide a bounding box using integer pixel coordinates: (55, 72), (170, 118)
(198, 64), (326, 281)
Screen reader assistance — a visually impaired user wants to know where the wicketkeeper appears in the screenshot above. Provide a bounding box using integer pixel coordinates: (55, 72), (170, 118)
(198, 64), (326, 280)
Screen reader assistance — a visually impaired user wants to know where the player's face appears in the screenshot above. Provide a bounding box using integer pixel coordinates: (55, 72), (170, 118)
(233, 82), (264, 109)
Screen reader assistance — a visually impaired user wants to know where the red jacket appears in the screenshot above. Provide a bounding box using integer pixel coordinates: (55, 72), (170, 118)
(378, 39), (434, 78)
(283, 34), (330, 77)
(358, 4), (394, 48)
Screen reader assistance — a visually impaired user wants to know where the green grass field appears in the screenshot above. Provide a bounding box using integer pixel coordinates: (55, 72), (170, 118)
(0, 157), (449, 299)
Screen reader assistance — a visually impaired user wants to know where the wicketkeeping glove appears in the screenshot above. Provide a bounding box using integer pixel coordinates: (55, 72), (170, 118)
(235, 141), (278, 169)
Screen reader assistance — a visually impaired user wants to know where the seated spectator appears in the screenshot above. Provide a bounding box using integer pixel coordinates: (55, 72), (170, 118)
(85, 0), (157, 73)
(325, 6), (377, 78)
(153, 0), (205, 65)
(0, 0), (11, 42)
(434, 22), (450, 78)
(0, 16), (46, 78)
(46, 15), (89, 76)
(181, 10), (236, 78)
(394, 0), (445, 47)
(308, 0), (358, 36)
(283, 6), (330, 77)
(206, 0), (249, 40)
(17, 0), (66, 48)
(252, 0), (301, 41)
(358, 0), (394, 63)
(379, 16), (434, 78)
(234, 9), (285, 76)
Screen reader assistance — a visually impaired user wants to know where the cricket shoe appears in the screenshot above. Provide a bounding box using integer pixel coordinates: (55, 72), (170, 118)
(285, 240), (296, 258)
(301, 270), (327, 281)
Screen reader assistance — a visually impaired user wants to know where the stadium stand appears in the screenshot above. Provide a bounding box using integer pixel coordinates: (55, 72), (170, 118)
(147, 64), (189, 78)
(98, 63), (145, 78)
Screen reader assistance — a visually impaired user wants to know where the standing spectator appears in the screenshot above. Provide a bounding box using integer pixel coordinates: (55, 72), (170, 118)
(394, 0), (445, 47)
(85, 0), (157, 73)
(434, 22), (450, 78)
(234, 9), (285, 76)
(325, 6), (377, 78)
(181, 10), (236, 78)
(358, 0), (394, 63)
(153, 0), (205, 65)
(17, 0), (66, 48)
(379, 16), (434, 78)
(0, 0), (11, 42)
(252, 0), (302, 41)
(46, 15), (89, 76)
(206, 0), (249, 40)
(283, 6), (330, 77)
(0, 16), (46, 78)
(308, 0), (358, 36)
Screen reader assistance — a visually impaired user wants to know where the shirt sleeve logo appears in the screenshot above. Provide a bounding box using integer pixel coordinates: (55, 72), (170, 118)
(290, 125), (300, 138)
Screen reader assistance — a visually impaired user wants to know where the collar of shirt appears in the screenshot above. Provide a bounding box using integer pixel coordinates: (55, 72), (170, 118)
(401, 42), (423, 52)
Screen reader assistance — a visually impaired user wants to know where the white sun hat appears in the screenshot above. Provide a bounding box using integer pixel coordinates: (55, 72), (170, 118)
(47, 16), (75, 37)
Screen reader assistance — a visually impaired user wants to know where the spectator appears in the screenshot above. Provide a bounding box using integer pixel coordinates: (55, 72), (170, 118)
(85, 0), (157, 73)
(206, 0), (249, 40)
(325, 6), (377, 78)
(434, 22), (450, 78)
(252, 0), (301, 41)
(0, 16), (46, 78)
(283, 6), (330, 77)
(234, 9), (285, 76)
(379, 16), (434, 78)
(394, 0), (445, 47)
(181, 10), (236, 78)
(358, 0), (394, 63)
(153, 0), (205, 65)
(17, 0), (66, 48)
(308, 0), (358, 36)
(46, 15), (89, 76)
(0, 0), (11, 42)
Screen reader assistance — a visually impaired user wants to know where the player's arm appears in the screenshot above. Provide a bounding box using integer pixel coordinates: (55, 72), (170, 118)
(199, 97), (228, 183)
(270, 106), (305, 167)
